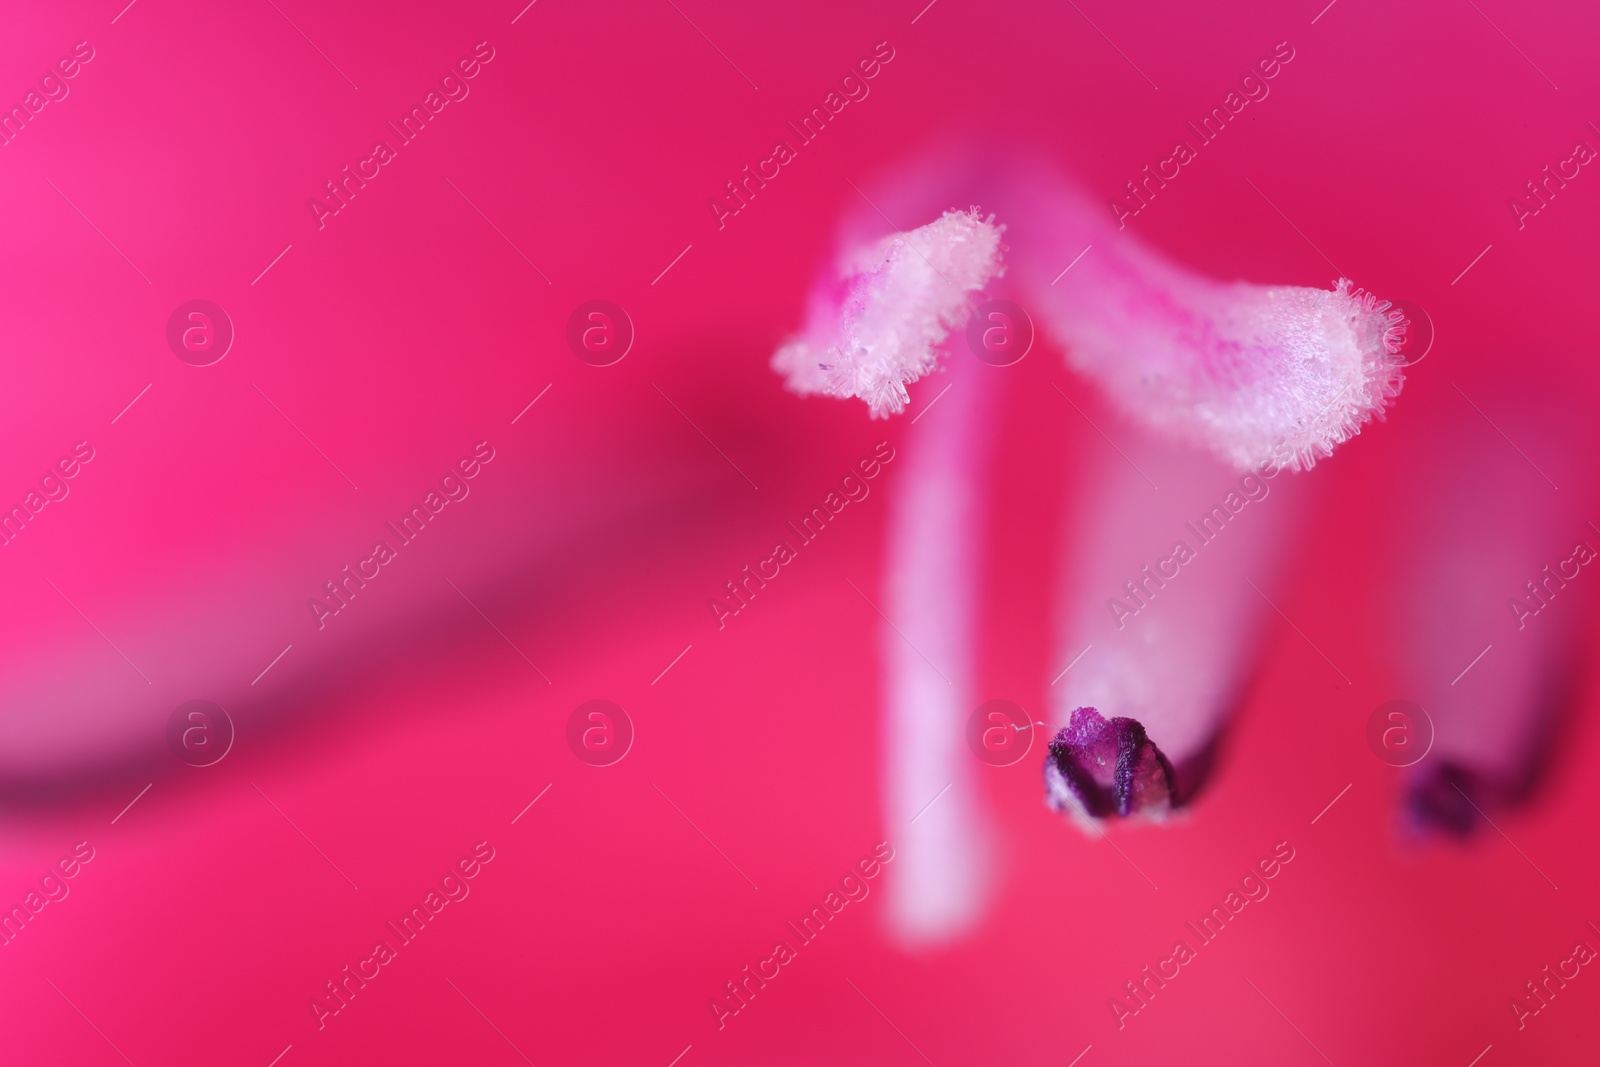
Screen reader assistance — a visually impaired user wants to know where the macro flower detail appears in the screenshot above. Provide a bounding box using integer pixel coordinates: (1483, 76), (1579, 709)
(5, 7), (1595, 1062)
(771, 155), (1416, 945)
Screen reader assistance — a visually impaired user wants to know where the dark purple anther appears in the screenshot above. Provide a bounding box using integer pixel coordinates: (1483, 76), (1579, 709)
(1045, 707), (1179, 821)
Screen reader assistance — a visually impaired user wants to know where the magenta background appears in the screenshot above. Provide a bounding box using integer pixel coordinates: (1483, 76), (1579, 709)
(1, 0), (1598, 1064)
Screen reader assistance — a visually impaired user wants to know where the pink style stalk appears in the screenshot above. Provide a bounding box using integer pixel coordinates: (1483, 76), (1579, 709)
(771, 195), (1007, 946)
(772, 151), (1408, 940)
(880, 358), (1001, 946)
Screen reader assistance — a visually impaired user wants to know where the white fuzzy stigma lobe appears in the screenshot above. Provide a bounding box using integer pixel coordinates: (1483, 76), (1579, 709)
(1258, 281), (1409, 472)
(772, 208), (1004, 418)
(1036, 250), (1408, 473)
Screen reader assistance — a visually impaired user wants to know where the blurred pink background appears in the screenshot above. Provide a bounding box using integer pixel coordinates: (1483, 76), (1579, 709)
(1, 0), (1598, 1064)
